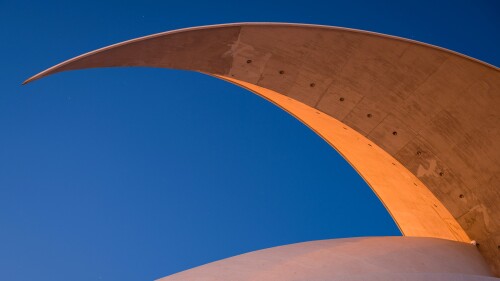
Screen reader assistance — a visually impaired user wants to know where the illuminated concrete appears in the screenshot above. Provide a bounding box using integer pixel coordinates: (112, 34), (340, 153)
(218, 76), (468, 241)
(157, 237), (495, 281)
(25, 23), (500, 275)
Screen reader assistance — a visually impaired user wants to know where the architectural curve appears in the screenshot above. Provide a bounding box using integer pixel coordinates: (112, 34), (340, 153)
(156, 237), (495, 281)
(24, 23), (500, 274)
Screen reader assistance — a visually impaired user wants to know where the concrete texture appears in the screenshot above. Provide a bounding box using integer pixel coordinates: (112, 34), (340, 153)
(24, 23), (500, 275)
(156, 237), (496, 280)
(218, 76), (469, 242)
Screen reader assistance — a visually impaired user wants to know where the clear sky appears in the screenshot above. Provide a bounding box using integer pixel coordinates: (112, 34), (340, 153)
(1, 1), (499, 281)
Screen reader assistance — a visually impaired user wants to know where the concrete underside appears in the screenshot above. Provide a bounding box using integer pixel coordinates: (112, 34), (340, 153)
(25, 23), (500, 275)
(157, 237), (496, 281)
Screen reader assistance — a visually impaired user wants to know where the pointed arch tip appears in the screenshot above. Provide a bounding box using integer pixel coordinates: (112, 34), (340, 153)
(21, 66), (57, 85)
(23, 72), (43, 85)
(22, 22), (498, 88)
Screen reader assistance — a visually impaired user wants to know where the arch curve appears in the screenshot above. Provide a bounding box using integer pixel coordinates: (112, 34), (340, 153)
(24, 23), (500, 274)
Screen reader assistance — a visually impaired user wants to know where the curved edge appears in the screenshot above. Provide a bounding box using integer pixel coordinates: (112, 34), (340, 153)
(214, 74), (471, 242)
(23, 22), (499, 85)
(210, 74), (404, 237)
(156, 236), (494, 280)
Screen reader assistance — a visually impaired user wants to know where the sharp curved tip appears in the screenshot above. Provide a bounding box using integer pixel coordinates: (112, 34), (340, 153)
(23, 72), (45, 85)
(22, 77), (33, 85)
(23, 68), (57, 85)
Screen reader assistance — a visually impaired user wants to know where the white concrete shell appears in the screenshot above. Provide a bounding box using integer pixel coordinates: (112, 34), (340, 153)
(157, 237), (496, 281)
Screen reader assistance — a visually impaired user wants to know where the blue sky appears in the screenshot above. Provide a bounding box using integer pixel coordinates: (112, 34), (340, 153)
(1, 1), (499, 280)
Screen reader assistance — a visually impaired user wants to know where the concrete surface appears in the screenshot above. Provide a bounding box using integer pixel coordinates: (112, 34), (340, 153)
(156, 237), (496, 280)
(24, 23), (500, 275)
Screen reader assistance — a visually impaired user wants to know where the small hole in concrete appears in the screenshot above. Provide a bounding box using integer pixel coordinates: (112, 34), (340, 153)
(459, 194), (464, 198)
(246, 59), (252, 64)
(339, 97), (345, 102)
(279, 70), (285, 74)
(367, 113), (372, 118)
(439, 172), (444, 177)
(310, 83), (315, 87)
(392, 163), (396, 166)
(392, 131), (398, 136)
(367, 143), (372, 147)
(416, 151), (422, 156)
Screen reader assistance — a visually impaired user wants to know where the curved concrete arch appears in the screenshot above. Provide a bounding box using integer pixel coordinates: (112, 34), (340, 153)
(24, 23), (500, 274)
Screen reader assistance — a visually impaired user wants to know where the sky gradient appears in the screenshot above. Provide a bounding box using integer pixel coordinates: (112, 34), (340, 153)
(1, 1), (499, 281)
